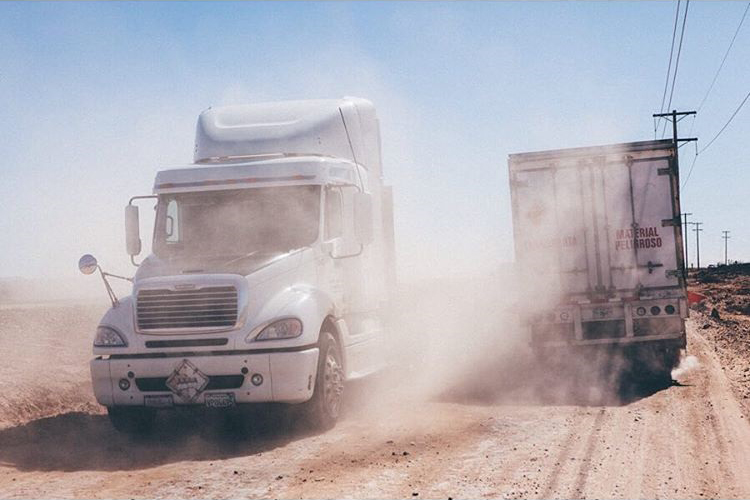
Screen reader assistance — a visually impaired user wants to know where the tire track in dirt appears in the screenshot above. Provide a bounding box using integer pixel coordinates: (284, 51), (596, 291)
(537, 408), (597, 498)
(574, 325), (750, 500)
(690, 330), (750, 498)
(535, 408), (608, 499)
(568, 408), (606, 498)
(273, 405), (501, 498)
(412, 409), (572, 499)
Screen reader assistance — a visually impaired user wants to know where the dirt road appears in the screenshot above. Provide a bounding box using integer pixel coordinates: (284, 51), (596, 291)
(1, 302), (750, 499)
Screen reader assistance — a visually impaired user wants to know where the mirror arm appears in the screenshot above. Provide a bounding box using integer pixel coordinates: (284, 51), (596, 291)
(97, 266), (120, 308)
(101, 271), (133, 283)
(129, 195), (158, 206)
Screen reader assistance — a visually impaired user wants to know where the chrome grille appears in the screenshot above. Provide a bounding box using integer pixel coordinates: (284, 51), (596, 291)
(136, 286), (238, 331)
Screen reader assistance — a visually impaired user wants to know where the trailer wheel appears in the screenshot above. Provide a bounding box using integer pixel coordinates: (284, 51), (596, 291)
(301, 331), (344, 430)
(107, 406), (156, 435)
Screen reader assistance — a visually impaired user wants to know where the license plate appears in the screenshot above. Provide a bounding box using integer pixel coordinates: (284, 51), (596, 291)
(144, 394), (174, 408)
(204, 393), (235, 408)
(593, 306), (613, 318)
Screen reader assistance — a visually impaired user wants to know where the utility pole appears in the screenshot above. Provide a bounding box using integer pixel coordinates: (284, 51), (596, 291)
(722, 230), (731, 265)
(681, 212), (692, 275)
(653, 110), (697, 275)
(652, 110), (698, 179)
(690, 222), (703, 269)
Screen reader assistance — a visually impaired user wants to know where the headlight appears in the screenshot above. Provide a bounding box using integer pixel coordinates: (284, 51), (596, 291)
(94, 326), (128, 347)
(253, 318), (303, 341)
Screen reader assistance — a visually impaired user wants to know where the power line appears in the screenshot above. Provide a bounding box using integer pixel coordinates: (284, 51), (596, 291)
(681, 151), (699, 188)
(683, 2), (750, 186)
(698, 88), (750, 154)
(683, 87), (750, 188)
(697, 2), (750, 113)
(657, 0), (683, 138)
(661, 0), (691, 138)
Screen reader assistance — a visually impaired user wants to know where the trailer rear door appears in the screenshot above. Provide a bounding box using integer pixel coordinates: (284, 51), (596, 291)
(509, 142), (683, 301)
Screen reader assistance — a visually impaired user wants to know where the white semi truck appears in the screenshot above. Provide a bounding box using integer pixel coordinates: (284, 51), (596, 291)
(508, 140), (688, 379)
(79, 97), (396, 432)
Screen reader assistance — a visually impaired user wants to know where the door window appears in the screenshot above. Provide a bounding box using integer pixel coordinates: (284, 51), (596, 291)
(325, 188), (343, 240)
(165, 199), (180, 243)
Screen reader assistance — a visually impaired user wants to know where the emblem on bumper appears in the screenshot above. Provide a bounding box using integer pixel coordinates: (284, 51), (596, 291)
(166, 359), (209, 402)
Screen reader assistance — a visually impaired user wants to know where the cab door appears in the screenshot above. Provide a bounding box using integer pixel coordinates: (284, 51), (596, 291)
(319, 187), (346, 306)
(322, 185), (382, 378)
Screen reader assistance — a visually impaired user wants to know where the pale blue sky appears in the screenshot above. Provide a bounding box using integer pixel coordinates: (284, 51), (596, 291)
(1, 1), (748, 281)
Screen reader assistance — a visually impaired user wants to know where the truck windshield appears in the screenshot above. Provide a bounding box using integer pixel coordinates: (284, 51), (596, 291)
(153, 186), (320, 258)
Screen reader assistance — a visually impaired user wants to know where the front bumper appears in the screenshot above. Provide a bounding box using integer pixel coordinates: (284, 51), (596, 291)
(90, 348), (319, 407)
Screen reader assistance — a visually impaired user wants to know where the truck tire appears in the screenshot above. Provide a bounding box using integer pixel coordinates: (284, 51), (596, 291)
(107, 406), (156, 435)
(301, 331), (344, 430)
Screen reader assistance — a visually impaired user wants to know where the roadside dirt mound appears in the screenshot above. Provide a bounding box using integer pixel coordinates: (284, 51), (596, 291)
(0, 305), (106, 428)
(689, 264), (750, 416)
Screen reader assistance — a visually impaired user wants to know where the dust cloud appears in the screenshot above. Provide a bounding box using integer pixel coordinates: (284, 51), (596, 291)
(0, 100), (682, 442)
(672, 354), (700, 380)
(364, 265), (672, 418)
(0, 179), (677, 435)
(380, 267), (528, 400)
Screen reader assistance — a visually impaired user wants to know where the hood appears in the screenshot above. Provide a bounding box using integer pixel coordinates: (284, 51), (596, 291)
(135, 250), (303, 281)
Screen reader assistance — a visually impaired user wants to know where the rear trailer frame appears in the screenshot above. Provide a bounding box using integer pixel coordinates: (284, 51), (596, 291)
(509, 140), (688, 348)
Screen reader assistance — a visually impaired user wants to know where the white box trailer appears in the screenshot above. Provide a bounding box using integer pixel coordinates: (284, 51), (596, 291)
(80, 98), (395, 433)
(508, 140), (687, 374)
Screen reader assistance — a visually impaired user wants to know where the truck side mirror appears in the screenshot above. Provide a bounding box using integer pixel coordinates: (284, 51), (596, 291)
(78, 254), (98, 275)
(353, 192), (373, 246)
(125, 204), (142, 256)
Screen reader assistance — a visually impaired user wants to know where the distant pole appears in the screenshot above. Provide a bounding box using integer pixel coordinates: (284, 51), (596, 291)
(690, 222), (703, 269)
(722, 230), (731, 265)
(682, 212), (692, 275)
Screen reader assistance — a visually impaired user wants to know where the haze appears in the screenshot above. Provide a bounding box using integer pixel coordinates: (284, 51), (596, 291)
(1, 1), (748, 292)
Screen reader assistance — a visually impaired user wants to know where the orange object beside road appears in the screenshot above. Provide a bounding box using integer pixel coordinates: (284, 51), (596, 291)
(688, 291), (706, 305)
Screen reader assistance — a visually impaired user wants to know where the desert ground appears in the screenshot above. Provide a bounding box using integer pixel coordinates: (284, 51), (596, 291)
(1, 267), (750, 499)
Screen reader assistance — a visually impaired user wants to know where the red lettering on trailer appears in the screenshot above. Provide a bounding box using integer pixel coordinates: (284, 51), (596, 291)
(523, 235), (578, 250)
(614, 226), (662, 251)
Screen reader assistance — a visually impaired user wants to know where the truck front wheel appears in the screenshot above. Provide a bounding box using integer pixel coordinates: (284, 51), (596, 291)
(301, 331), (344, 430)
(107, 406), (156, 435)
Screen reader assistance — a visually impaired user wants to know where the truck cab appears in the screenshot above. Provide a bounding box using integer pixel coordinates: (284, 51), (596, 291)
(82, 97), (395, 432)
